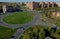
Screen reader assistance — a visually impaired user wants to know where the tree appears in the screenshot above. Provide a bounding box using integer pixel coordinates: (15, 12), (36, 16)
(22, 32), (30, 39)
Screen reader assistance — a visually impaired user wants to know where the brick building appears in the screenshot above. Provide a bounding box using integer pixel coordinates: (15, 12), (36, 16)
(26, 2), (39, 10)
(26, 2), (58, 10)
(39, 2), (45, 9)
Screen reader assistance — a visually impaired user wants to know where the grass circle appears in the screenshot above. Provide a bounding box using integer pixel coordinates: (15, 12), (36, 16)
(3, 11), (34, 24)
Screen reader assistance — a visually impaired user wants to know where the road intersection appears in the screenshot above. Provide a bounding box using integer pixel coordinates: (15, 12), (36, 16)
(0, 10), (57, 39)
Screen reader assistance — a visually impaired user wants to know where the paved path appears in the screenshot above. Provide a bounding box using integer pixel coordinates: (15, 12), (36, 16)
(9, 29), (24, 39)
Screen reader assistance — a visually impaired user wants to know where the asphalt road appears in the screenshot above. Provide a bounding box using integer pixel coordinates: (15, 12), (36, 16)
(0, 10), (57, 39)
(0, 10), (40, 39)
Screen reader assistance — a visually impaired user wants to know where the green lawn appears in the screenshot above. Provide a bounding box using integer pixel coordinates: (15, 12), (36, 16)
(0, 26), (17, 39)
(3, 11), (33, 24)
(19, 26), (60, 39)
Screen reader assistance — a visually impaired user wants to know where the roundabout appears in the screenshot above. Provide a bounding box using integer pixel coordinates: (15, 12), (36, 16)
(3, 11), (34, 24)
(0, 10), (38, 28)
(0, 10), (59, 39)
(0, 10), (39, 39)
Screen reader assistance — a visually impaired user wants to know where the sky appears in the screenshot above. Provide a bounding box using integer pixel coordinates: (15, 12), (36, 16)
(0, 0), (60, 2)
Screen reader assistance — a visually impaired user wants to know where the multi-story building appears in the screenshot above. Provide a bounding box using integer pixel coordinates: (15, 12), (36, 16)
(39, 2), (45, 9)
(26, 2), (59, 10)
(50, 2), (55, 8)
(45, 2), (50, 8)
(26, 2), (39, 10)
(56, 2), (60, 7)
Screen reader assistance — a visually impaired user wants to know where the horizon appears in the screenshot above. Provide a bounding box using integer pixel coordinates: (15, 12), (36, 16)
(0, 0), (60, 2)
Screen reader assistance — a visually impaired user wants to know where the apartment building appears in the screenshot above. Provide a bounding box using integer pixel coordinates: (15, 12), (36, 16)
(39, 2), (45, 9)
(56, 2), (60, 7)
(26, 2), (39, 10)
(26, 2), (59, 10)
(45, 2), (50, 8)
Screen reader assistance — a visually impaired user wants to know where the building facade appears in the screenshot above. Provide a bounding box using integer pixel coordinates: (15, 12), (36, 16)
(56, 2), (60, 7)
(2, 3), (6, 13)
(26, 2), (59, 10)
(26, 2), (39, 10)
